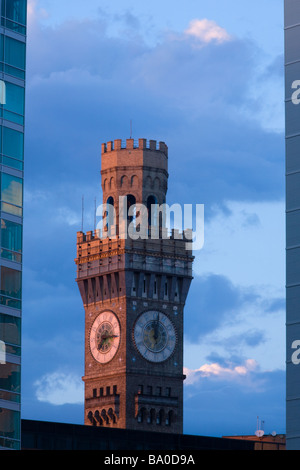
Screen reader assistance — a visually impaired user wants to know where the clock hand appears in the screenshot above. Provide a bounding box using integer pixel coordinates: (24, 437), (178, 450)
(153, 313), (159, 341)
(97, 337), (105, 350)
(98, 333), (119, 349)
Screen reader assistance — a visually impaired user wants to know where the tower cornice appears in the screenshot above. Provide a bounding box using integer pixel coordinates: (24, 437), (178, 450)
(101, 138), (168, 158)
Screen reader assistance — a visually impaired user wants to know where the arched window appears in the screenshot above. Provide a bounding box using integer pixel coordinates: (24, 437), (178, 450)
(127, 194), (136, 223)
(147, 408), (155, 424)
(147, 195), (157, 227)
(87, 411), (95, 425)
(104, 196), (114, 233)
(121, 175), (128, 188)
(101, 409), (109, 425)
(137, 407), (146, 423)
(154, 177), (160, 190)
(131, 175), (138, 188)
(166, 410), (173, 426)
(146, 176), (152, 188)
(94, 410), (103, 426)
(156, 409), (164, 425)
(110, 177), (115, 189)
(108, 408), (116, 424)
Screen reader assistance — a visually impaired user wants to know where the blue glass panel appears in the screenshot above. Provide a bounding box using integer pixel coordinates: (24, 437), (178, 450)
(4, 65), (25, 79)
(0, 81), (24, 125)
(2, 156), (23, 171)
(1, 219), (22, 253)
(1, 173), (23, 208)
(1, 18), (26, 35)
(3, 126), (24, 160)
(1, 248), (21, 262)
(5, 0), (27, 25)
(4, 37), (25, 70)
(2, 110), (24, 126)
(0, 35), (3, 62)
(1, 0), (27, 34)
(0, 295), (21, 309)
(3, 82), (24, 117)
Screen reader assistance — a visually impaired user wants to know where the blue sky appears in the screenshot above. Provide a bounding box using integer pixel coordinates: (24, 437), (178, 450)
(21, 0), (286, 438)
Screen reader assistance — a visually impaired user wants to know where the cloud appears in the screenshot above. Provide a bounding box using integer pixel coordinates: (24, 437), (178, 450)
(184, 293), (285, 373)
(34, 371), (84, 405)
(185, 19), (232, 44)
(183, 366), (285, 436)
(27, 0), (49, 28)
(184, 200), (285, 371)
(224, 329), (266, 348)
(24, 9), (284, 213)
(265, 297), (286, 313)
(55, 206), (82, 227)
(184, 358), (258, 385)
(184, 273), (257, 342)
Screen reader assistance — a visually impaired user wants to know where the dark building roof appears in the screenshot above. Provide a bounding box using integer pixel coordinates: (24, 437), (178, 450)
(21, 419), (255, 451)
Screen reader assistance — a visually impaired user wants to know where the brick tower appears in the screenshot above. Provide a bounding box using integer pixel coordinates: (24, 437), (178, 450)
(75, 138), (194, 433)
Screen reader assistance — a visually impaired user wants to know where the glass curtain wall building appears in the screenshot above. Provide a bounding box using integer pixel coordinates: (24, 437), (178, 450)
(285, 0), (300, 451)
(0, 0), (27, 450)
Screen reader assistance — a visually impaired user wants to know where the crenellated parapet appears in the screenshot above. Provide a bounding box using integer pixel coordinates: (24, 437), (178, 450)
(75, 229), (194, 275)
(76, 228), (193, 245)
(101, 138), (168, 157)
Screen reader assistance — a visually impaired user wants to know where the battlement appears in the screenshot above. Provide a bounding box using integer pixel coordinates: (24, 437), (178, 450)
(101, 139), (168, 157)
(75, 228), (194, 281)
(76, 228), (193, 245)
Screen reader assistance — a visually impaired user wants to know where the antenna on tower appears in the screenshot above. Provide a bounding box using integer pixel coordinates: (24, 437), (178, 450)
(255, 416), (265, 438)
(81, 195), (84, 232)
(130, 119), (132, 139)
(94, 197), (97, 232)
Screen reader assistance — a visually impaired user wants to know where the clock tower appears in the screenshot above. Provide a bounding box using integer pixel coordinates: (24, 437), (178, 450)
(75, 138), (194, 433)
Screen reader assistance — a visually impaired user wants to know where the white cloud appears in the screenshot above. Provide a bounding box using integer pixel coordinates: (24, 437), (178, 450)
(184, 358), (258, 385)
(34, 371), (84, 405)
(27, 0), (37, 22)
(55, 206), (81, 227)
(27, 0), (49, 26)
(185, 19), (231, 44)
(24, 188), (49, 204)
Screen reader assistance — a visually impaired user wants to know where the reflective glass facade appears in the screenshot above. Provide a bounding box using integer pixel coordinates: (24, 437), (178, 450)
(0, 0), (26, 451)
(285, 0), (300, 451)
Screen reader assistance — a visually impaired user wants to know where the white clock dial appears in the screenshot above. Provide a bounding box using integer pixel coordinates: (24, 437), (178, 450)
(89, 311), (120, 364)
(133, 310), (176, 363)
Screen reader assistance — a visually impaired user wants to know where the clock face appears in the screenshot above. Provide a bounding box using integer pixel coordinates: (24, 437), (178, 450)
(133, 310), (176, 363)
(89, 311), (120, 364)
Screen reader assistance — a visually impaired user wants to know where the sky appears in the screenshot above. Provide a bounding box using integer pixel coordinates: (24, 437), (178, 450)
(21, 0), (286, 438)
